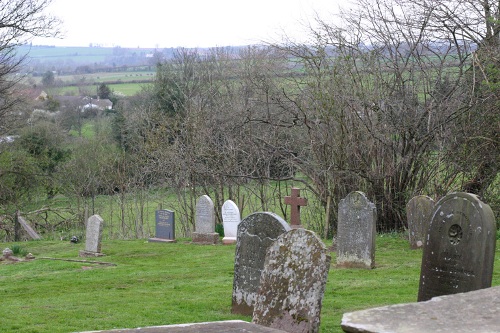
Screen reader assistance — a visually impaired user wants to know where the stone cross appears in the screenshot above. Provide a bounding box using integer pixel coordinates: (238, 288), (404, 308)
(284, 187), (308, 228)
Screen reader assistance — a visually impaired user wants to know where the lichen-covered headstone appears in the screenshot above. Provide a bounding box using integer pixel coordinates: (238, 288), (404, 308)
(222, 200), (241, 244)
(79, 214), (104, 257)
(407, 195), (435, 249)
(418, 192), (496, 302)
(232, 212), (291, 316)
(253, 229), (330, 333)
(192, 195), (219, 244)
(337, 191), (376, 269)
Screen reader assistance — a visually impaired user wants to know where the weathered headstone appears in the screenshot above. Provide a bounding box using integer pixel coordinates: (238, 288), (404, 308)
(17, 215), (42, 240)
(232, 212), (291, 316)
(418, 192), (496, 302)
(148, 209), (176, 243)
(337, 191), (376, 269)
(192, 195), (219, 244)
(221, 200), (241, 245)
(253, 229), (331, 333)
(284, 187), (308, 228)
(406, 195), (435, 249)
(79, 214), (105, 257)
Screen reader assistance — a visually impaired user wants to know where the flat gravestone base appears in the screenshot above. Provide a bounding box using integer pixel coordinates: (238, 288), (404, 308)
(79, 250), (105, 257)
(222, 237), (236, 245)
(341, 286), (500, 333)
(77, 320), (288, 333)
(192, 232), (219, 244)
(148, 238), (177, 243)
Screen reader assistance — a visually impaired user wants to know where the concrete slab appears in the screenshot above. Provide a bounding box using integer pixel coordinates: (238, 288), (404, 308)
(341, 286), (500, 333)
(77, 320), (288, 333)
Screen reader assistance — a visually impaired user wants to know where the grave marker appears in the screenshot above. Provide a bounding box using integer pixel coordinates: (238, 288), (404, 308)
(418, 192), (496, 302)
(284, 187), (308, 228)
(253, 229), (331, 333)
(221, 200), (241, 245)
(406, 195), (435, 249)
(192, 195), (219, 244)
(79, 214), (105, 257)
(232, 212), (291, 316)
(337, 191), (376, 269)
(148, 209), (176, 243)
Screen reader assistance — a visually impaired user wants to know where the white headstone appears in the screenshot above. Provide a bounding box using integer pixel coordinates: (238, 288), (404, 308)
(222, 200), (241, 244)
(84, 214), (104, 254)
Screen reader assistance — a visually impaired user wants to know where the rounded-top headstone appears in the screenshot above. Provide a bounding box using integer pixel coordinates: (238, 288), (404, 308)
(406, 195), (435, 249)
(232, 212), (291, 316)
(195, 195), (215, 234)
(222, 200), (241, 243)
(418, 192), (496, 302)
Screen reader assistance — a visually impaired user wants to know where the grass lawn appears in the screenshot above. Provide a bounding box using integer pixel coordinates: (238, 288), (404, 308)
(1, 235), (500, 333)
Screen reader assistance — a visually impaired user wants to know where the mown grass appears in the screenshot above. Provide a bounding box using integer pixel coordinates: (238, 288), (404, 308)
(2, 236), (500, 333)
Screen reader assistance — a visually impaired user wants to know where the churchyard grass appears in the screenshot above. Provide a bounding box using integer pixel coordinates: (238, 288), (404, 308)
(2, 235), (499, 333)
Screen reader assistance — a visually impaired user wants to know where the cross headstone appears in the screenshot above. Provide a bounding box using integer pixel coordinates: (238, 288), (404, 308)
(284, 187), (308, 228)
(192, 195), (219, 244)
(406, 195), (435, 249)
(79, 214), (105, 257)
(221, 200), (241, 245)
(337, 191), (377, 269)
(253, 229), (331, 333)
(148, 209), (176, 243)
(418, 192), (496, 302)
(232, 212), (291, 316)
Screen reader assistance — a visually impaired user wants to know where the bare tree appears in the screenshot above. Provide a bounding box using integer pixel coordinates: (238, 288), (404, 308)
(0, 0), (61, 135)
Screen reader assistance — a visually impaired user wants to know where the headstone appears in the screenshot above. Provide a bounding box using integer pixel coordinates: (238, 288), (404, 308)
(17, 215), (42, 240)
(192, 195), (219, 244)
(232, 212), (291, 316)
(337, 191), (376, 269)
(221, 200), (241, 245)
(253, 229), (331, 333)
(406, 195), (435, 249)
(417, 192), (496, 302)
(284, 187), (308, 228)
(148, 209), (176, 243)
(79, 214), (105, 257)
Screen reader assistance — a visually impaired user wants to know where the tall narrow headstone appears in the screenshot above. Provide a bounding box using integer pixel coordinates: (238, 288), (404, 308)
(79, 214), (104, 257)
(232, 212), (291, 316)
(253, 229), (331, 333)
(407, 195), (435, 249)
(337, 191), (376, 269)
(192, 195), (219, 244)
(148, 209), (176, 243)
(221, 200), (241, 245)
(418, 192), (496, 302)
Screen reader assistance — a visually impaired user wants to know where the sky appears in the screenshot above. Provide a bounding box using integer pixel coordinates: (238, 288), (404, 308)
(31, 0), (341, 48)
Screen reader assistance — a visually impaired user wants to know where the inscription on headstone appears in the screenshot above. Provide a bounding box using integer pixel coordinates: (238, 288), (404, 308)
(407, 195), (435, 249)
(192, 195), (219, 244)
(232, 212), (291, 316)
(222, 200), (241, 245)
(148, 209), (176, 243)
(337, 191), (376, 269)
(253, 229), (331, 333)
(418, 192), (496, 302)
(79, 214), (104, 257)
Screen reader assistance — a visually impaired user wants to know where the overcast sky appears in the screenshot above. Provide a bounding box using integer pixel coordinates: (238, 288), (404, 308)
(31, 0), (340, 48)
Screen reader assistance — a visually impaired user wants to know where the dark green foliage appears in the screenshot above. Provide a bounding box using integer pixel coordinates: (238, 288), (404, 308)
(97, 83), (112, 99)
(41, 70), (55, 87)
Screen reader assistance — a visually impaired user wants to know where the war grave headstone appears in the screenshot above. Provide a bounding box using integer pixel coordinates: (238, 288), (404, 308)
(253, 228), (331, 333)
(232, 212), (291, 316)
(79, 214), (105, 257)
(337, 191), (376, 269)
(148, 209), (176, 243)
(192, 195), (219, 244)
(284, 187), (308, 229)
(221, 200), (241, 245)
(418, 192), (496, 302)
(406, 195), (435, 249)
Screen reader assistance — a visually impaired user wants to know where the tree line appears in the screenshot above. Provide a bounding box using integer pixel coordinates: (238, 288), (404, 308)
(0, 0), (498, 240)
